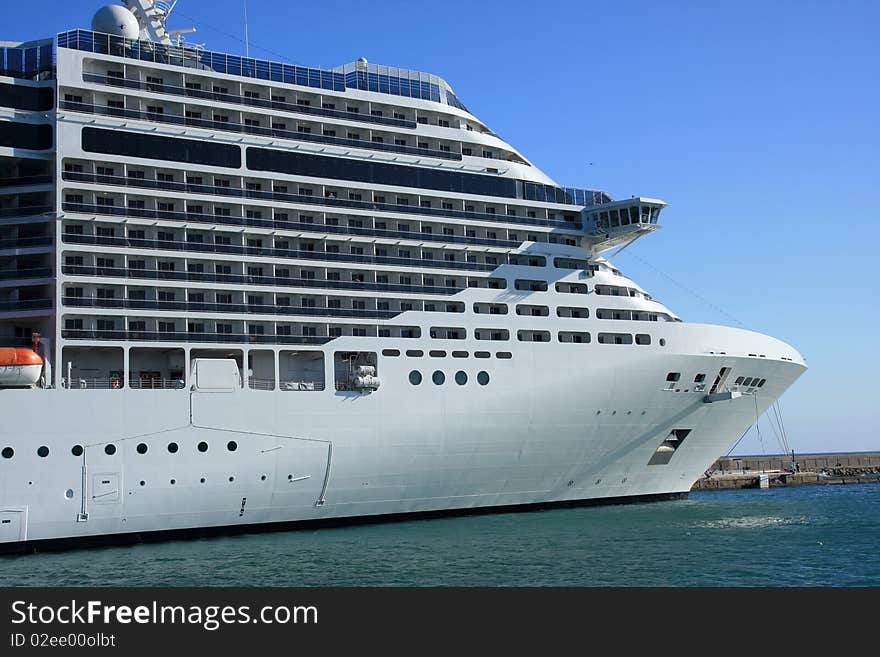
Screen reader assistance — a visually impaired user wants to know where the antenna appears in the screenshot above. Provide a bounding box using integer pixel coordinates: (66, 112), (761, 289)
(243, 0), (250, 59)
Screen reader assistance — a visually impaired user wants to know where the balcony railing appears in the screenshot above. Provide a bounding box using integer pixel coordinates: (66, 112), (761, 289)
(61, 233), (499, 273)
(0, 206), (54, 219)
(61, 377), (187, 390)
(61, 172), (580, 230)
(60, 101), (462, 161)
(63, 296), (401, 320)
(61, 192), (522, 248)
(61, 264), (464, 296)
(0, 267), (53, 280)
(0, 175), (53, 188)
(0, 236), (53, 249)
(280, 380), (325, 391)
(0, 299), (53, 312)
(61, 328), (333, 346)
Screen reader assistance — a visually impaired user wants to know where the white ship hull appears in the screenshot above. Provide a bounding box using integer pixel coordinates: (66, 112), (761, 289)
(0, 323), (805, 553)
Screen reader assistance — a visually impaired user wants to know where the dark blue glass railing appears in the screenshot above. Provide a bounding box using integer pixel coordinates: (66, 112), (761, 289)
(58, 29), (461, 109)
(0, 42), (54, 80)
(0, 267), (52, 280)
(0, 236), (52, 249)
(0, 298), (52, 311)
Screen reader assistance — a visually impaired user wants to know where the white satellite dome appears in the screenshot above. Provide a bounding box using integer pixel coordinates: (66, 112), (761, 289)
(91, 5), (140, 38)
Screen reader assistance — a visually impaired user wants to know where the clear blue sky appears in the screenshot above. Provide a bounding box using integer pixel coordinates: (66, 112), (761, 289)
(9, 0), (878, 455)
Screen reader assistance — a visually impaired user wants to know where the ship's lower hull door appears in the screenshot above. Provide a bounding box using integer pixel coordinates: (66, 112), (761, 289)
(272, 441), (332, 512)
(0, 509), (26, 542)
(91, 473), (120, 504)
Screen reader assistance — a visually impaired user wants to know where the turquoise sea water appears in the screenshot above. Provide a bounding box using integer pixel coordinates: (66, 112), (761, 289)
(1, 484), (877, 586)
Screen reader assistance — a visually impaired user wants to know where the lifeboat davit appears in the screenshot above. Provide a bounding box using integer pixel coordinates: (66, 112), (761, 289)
(0, 348), (43, 388)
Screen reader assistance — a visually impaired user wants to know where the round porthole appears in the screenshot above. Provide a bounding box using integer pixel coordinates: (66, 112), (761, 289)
(139, 480), (145, 486)
(1, 447), (13, 459)
(477, 371), (490, 386)
(71, 444), (83, 457)
(659, 338), (666, 346)
(200, 477), (206, 484)
(409, 370), (422, 385)
(432, 370), (445, 385)
(197, 441), (208, 453)
(37, 445), (49, 458)
(104, 444), (116, 456)
(170, 479), (176, 485)
(228, 476), (235, 482)
(136, 443), (148, 454)
(167, 442), (178, 454)
(455, 371), (467, 385)
(227, 441), (237, 452)
(64, 488), (75, 499)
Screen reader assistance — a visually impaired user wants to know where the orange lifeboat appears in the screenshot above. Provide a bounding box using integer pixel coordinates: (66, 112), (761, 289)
(0, 348), (43, 387)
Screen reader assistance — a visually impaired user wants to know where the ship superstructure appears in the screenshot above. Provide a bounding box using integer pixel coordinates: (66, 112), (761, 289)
(0, 2), (806, 552)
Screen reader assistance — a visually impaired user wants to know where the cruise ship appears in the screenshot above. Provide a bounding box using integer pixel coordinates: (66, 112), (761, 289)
(0, 1), (806, 553)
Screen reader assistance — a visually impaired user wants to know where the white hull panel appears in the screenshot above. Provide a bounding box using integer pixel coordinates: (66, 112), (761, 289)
(0, 326), (806, 552)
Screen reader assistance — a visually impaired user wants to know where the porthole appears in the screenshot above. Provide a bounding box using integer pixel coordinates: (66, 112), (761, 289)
(139, 480), (145, 486)
(409, 370), (422, 385)
(455, 371), (467, 385)
(197, 441), (208, 453)
(227, 441), (237, 452)
(167, 442), (179, 454)
(477, 371), (490, 385)
(170, 479), (176, 485)
(659, 338), (666, 346)
(71, 444), (83, 457)
(287, 474), (293, 480)
(104, 444), (116, 456)
(136, 443), (148, 454)
(432, 370), (445, 385)
(261, 474), (267, 481)
(228, 476), (235, 482)
(37, 445), (49, 458)
(200, 477), (206, 484)
(64, 488), (74, 499)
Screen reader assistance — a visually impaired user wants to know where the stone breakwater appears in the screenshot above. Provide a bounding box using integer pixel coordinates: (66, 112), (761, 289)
(691, 452), (880, 491)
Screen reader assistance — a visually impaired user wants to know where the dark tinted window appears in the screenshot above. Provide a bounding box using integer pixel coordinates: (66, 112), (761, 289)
(0, 120), (52, 150)
(0, 82), (53, 110)
(83, 127), (241, 168)
(248, 148), (518, 199)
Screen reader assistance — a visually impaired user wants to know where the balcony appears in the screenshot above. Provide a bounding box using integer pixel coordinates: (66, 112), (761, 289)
(62, 172), (579, 230)
(60, 100), (461, 161)
(61, 329), (332, 346)
(61, 264), (462, 296)
(61, 232), (498, 273)
(63, 296), (400, 320)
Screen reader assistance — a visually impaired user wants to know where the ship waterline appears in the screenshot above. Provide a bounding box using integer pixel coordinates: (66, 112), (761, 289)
(0, 1), (805, 552)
